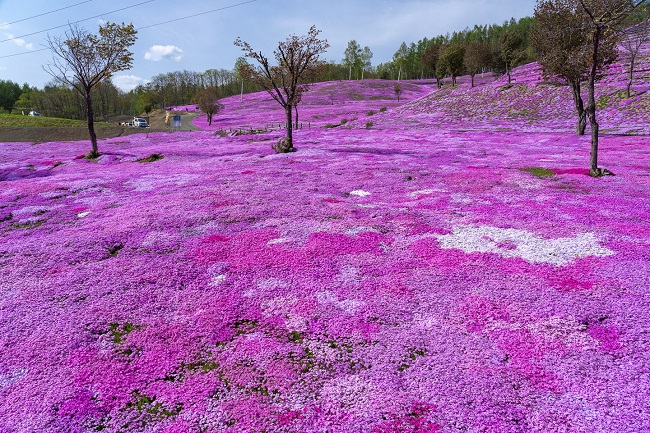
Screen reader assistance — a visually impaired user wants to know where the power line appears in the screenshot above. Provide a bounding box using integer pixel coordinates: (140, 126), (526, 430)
(2, 1), (95, 26)
(137, 0), (258, 30)
(0, 0), (259, 60)
(0, 48), (49, 58)
(0, 0), (156, 44)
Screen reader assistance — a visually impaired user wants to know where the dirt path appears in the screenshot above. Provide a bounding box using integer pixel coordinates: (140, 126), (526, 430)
(145, 109), (202, 131)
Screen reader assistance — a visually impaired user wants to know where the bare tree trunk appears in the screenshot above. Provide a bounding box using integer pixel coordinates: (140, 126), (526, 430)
(470, 74), (475, 88)
(294, 105), (299, 129)
(586, 76), (599, 175)
(85, 92), (99, 158)
(587, 27), (602, 177)
(627, 55), (635, 98)
(240, 79), (244, 103)
(285, 105), (294, 151)
(570, 80), (587, 136)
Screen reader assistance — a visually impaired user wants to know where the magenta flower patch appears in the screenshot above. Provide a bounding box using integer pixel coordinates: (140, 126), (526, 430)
(1, 66), (650, 432)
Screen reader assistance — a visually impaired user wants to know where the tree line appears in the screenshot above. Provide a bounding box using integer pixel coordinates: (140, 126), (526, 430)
(0, 16), (539, 120)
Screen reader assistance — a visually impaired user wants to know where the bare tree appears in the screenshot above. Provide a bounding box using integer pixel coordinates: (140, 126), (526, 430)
(579, 0), (644, 177)
(620, 11), (650, 97)
(394, 83), (402, 102)
(235, 26), (329, 153)
(45, 22), (137, 158)
(196, 86), (224, 126)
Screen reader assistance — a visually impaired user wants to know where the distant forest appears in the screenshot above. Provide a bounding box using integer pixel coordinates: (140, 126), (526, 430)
(0, 12), (631, 120)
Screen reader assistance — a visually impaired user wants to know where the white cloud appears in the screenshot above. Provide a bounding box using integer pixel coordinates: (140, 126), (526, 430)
(435, 226), (614, 266)
(112, 75), (150, 92)
(144, 45), (184, 62)
(5, 33), (34, 51)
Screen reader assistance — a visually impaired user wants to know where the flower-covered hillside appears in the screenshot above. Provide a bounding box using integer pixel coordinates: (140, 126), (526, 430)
(1, 119), (650, 431)
(193, 79), (439, 131)
(374, 44), (650, 135)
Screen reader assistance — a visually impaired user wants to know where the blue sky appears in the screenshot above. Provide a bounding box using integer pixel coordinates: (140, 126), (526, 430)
(0, 0), (536, 92)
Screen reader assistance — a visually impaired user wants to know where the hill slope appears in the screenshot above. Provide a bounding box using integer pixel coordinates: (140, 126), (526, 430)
(1, 33), (650, 433)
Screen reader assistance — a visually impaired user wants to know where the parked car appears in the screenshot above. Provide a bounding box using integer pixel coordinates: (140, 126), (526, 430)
(28, 110), (44, 117)
(133, 117), (149, 127)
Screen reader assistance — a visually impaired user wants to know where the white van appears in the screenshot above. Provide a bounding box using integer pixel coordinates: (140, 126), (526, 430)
(133, 117), (149, 127)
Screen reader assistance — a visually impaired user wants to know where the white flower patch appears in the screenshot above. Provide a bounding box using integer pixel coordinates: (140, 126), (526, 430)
(207, 262), (229, 287)
(257, 278), (289, 290)
(349, 190), (371, 197)
(346, 226), (380, 235)
(316, 290), (365, 314)
(127, 174), (197, 192)
(408, 188), (445, 198)
(13, 206), (52, 217)
(0, 368), (27, 389)
(435, 226), (614, 266)
(77, 211), (90, 218)
(321, 375), (376, 414)
(267, 237), (288, 245)
(209, 275), (226, 286)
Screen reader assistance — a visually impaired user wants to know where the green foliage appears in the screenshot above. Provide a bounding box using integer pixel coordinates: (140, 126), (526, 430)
(464, 42), (492, 84)
(439, 44), (466, 86)
(365, 121), (374, 128)
(520, 167), (555, 179)
(380, 107), (387, 112)
(137, 154), (165, 163)
(0, 113), (112, 128)
(0, 80), (23, 112)
(109, 322), (137, 344)
(376, 16), (536, 81)
(500, 31), (525, 82)
(272, 138), (295, 153)
(343, 40), (363, 79)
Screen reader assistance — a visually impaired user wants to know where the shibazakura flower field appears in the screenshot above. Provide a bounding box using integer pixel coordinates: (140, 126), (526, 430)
(1, 62), (650, 433)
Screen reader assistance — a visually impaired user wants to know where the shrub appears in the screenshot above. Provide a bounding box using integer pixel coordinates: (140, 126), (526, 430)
(365, 121), (374, 129)
(380, 107), (387, 112)
(324, 123), (336, 128)
(340, 118), (348, 125)
(367, 110), (376, 116)
(272, 138), (295, 153)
